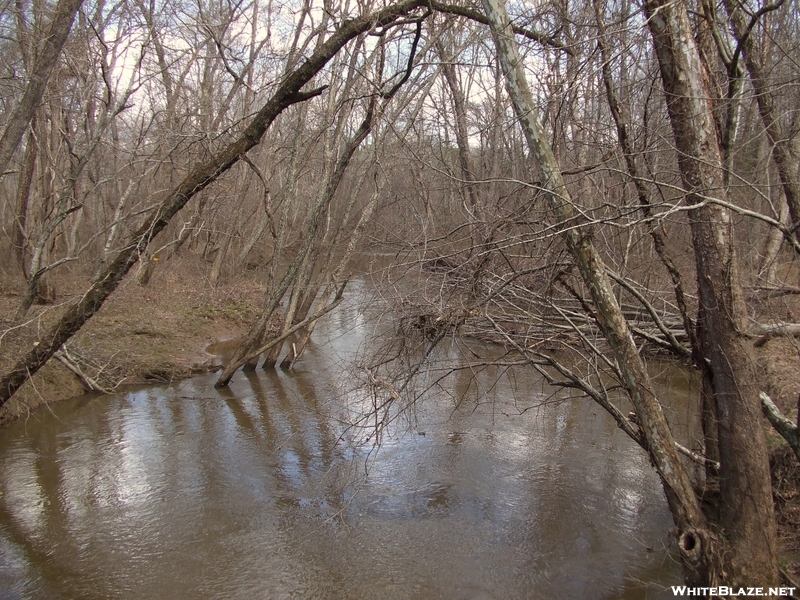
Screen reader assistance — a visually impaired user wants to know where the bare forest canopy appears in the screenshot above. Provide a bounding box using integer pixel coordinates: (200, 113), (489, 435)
(2, 0), (800, 589)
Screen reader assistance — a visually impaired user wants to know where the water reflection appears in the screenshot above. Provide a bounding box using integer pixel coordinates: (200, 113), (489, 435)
(0, 281), (692, 599)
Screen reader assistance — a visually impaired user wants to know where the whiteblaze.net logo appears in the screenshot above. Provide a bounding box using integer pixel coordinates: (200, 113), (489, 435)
(670, 587), (797, 597)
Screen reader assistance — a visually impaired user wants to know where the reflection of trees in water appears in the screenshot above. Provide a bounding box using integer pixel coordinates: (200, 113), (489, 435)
(0, 335), (685, 597)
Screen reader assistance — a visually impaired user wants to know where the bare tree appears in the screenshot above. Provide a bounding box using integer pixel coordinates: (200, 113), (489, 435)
(0, 0), (433, 406)
(0, 0), (84, 178)
(479, 0), (720, 584)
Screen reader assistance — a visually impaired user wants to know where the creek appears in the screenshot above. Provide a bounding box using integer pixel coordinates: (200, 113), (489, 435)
(0, 278), (697, 599)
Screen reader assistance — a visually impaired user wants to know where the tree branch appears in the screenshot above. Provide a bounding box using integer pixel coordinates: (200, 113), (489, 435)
(760, 392), (800, 463)
(429, 0), (573, 55)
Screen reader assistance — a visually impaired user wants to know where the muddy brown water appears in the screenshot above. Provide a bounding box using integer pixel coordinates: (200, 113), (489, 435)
(0, 280), (697, 599)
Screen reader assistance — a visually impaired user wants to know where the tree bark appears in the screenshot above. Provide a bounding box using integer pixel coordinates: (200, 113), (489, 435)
(643, 0), (779, 585)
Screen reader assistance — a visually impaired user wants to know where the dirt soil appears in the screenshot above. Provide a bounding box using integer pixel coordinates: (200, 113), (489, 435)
(0, 256), (264, 426)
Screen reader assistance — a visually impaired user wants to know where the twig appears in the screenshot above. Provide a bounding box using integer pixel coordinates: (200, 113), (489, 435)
(54, 347), (113, 394)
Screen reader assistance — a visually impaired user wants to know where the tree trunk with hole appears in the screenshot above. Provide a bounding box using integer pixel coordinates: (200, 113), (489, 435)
(644, 0), (779, 585)
(482, 0), (720, 585)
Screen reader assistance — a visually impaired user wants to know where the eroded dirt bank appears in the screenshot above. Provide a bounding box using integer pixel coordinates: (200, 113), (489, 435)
(0, 257), (263, 426)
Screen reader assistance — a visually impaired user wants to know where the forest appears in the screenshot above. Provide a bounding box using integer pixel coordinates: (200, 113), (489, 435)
(1, 0), (800, 591)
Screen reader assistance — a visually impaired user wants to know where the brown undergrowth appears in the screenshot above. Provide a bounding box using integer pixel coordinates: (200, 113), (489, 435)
(772, 444), (800, 581)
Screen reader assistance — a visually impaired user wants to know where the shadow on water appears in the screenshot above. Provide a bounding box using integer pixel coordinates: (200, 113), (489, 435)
(0, 279), (692, 599)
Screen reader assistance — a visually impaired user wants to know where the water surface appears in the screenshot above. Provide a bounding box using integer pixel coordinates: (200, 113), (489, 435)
(0, 282), (692, 599)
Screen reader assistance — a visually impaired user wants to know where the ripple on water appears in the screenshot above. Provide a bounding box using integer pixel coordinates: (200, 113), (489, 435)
(0, 322), (689, 599)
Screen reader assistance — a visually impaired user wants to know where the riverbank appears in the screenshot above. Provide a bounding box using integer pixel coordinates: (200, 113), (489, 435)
(4, 257), (800, 426)
(0, 256), (264, 426)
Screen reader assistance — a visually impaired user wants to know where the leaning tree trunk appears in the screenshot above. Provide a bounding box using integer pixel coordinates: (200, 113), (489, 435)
(479, 0), (715, 584)
(0, 0), (430, 407)
(283, 174), (383, 370)
(216, 96), (378, 384)
(643, 0), (779, 586)
(595, 0), (719, 485)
